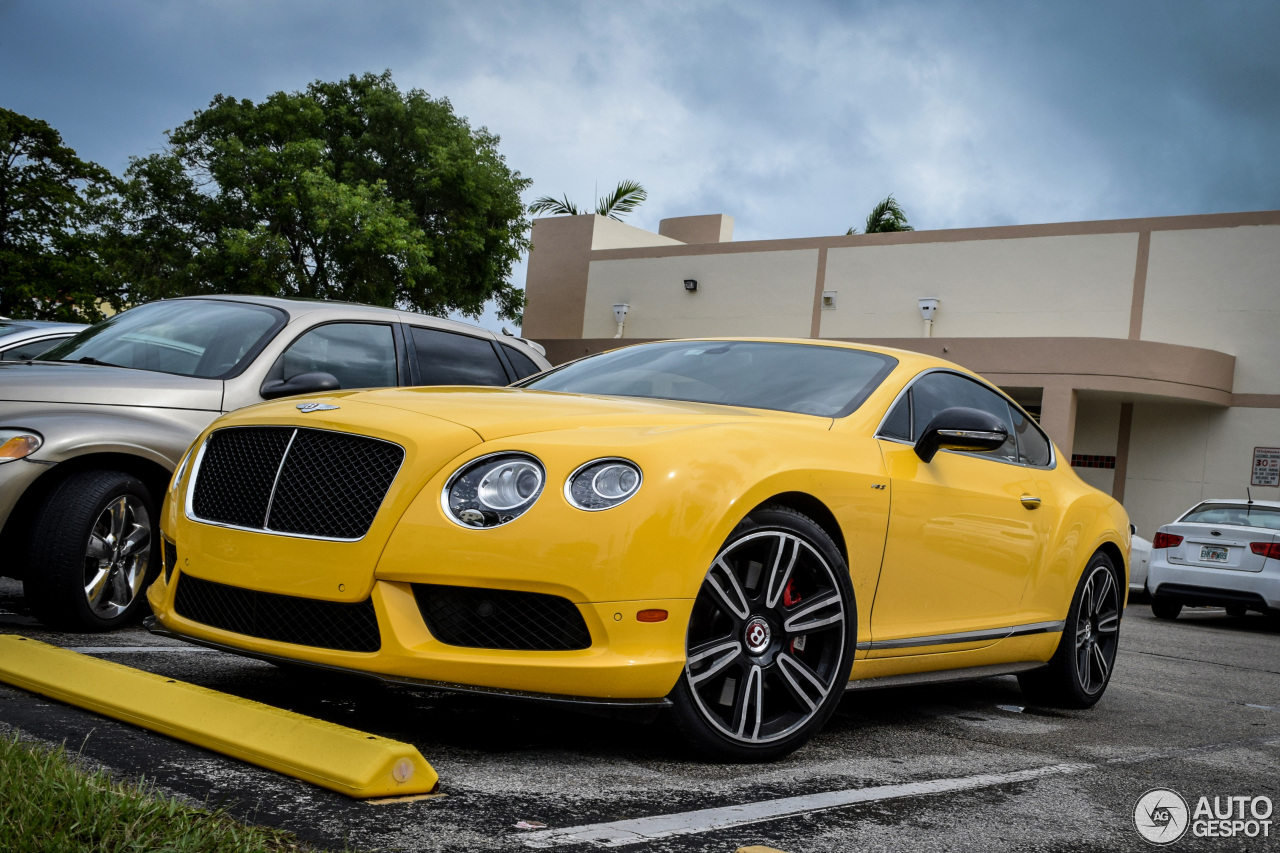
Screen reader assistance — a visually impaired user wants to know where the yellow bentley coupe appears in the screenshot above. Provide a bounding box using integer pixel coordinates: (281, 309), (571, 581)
(148, 339), (1129, 761)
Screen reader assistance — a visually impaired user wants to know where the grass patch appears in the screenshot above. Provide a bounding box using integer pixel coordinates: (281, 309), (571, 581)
(0, 731), (314, 852)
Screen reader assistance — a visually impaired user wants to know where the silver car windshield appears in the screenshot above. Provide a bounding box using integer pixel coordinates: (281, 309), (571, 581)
(522, 340), (898, 417)
(1180, 503), (1280, 531)
(39, 300), (286, 379)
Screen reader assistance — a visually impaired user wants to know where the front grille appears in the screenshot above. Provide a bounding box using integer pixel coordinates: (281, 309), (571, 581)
(174, 574), (381, 652)
(190, 426), (404, 540)
(413, 584), (591, 651)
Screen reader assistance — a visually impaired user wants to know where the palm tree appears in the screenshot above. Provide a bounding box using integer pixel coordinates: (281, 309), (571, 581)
(847, 194), (914, 235)
(529, 180), (647, 222)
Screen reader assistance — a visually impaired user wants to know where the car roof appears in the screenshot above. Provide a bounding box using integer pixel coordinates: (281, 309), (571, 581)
(0, 320), (87, 332)
(1185, 498), (1280, 510)
(597, 337), (973, 377)
(169, 295), (498, 337)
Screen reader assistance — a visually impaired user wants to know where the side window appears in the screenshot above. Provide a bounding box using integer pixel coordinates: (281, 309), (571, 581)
(501, 343), (542, 380)
(411, 327), (510, 386)
(1011, 407), (1053, 467)
(909, 372), (1018, 462)
(879, 393), (912, 440)
(1, 337), (70, 361)
(279, 323), (397, 390)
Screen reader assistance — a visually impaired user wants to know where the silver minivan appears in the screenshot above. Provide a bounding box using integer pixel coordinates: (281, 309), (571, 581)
(0, 296), (549, 631)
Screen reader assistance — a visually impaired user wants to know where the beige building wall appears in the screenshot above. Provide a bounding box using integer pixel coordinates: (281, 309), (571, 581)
(582, 250), (819, 339)
(819, 234), (1138, 339)
(1070, 399), (1123, 495)
(1122, 403), (1280, 537)
(1141, 225), (1280, 394)
(523, 209), (1280, 544)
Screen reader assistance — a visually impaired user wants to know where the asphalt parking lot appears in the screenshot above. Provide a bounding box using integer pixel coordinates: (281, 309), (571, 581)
(1, 577), (1278, 853)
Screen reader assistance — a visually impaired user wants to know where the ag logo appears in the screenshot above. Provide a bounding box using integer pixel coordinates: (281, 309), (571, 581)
(296, 402), (340, 413)
(1135, 788), (1189, 844)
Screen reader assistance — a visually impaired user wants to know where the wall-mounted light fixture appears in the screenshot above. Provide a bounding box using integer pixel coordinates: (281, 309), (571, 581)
(917, 297), (940, 337)
(822, 291), (837, 310)
(612, 303), (629, 339)
(684, 279), (698, 292)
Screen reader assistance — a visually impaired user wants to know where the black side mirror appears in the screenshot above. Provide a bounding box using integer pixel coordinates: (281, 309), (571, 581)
(260, 371), (341, 400)
(914, 406), (1009, 463)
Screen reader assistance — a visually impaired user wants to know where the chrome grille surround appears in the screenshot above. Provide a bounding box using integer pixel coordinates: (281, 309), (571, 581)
(186, 426), (405, 542)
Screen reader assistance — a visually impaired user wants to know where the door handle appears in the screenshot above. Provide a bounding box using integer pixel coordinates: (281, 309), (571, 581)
(1021, 495), (1042, 509)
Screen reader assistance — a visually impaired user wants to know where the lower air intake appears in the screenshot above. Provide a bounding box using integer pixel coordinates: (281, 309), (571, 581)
(413, 584), (591, 651)
(174, 575), (380, 652)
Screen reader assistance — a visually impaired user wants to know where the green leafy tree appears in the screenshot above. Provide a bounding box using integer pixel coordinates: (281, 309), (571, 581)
(529, 179), (647, 221)
(846, 194), (915, 235)
(0, 109), (121, 321)
(109, 72), (532, 319)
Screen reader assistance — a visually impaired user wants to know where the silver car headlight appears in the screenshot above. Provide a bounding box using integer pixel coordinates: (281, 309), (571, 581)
(565, 458), (643, 510)
(443, 452), (545, 528)
(0, 429), (43, 464)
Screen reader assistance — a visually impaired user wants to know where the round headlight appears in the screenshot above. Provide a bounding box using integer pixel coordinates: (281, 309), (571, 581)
(443, 452), (545, 528)
(566, 458), (643, 510)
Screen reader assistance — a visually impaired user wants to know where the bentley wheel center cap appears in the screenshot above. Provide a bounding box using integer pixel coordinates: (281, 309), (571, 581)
(744, 616), (772, 655)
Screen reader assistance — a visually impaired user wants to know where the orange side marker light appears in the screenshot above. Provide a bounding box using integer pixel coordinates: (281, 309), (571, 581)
(636, 609), (668, 623)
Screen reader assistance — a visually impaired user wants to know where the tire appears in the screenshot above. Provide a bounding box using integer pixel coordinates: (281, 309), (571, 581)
(1225, 604), (1247, 618)
(1018, 551), (1121, 709)
(23, 470), (159, 632)
(670, 506), (855, 762)
(1150, 595), (1183, 620)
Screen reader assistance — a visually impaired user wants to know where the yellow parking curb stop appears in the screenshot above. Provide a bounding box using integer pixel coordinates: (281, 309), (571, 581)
(0, 635), (438, 798)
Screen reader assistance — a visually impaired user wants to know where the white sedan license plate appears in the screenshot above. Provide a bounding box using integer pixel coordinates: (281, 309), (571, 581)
(1199, 545), (1229, 563)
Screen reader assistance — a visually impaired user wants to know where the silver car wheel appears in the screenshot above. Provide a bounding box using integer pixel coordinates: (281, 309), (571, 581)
(1075, 564), (1120, 695)
(83, 495), (152, 619)
(684, 530), (847, 745)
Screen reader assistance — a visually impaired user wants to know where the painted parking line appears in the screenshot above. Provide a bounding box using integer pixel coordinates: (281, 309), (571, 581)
(66, 646), (220, 654)
(521, 762), (1091, 848)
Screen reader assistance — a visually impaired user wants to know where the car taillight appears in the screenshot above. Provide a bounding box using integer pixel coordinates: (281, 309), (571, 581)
(1249, 542), (1280, 560)
(1152, 532), (1183, 549)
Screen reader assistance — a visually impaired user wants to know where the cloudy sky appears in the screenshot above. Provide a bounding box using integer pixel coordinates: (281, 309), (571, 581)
(2, 1), (1277, 325)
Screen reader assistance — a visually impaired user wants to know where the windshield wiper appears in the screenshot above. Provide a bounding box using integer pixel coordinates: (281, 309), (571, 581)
(68, 356), (120, 367)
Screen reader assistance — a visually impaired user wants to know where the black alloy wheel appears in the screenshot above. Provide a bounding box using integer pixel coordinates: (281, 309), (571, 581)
(670, 506), (855, 762)
(1019, 551), (1121, 708)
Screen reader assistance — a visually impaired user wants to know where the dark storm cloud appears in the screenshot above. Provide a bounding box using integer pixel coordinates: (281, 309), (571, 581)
(2, 0), (1276, 242)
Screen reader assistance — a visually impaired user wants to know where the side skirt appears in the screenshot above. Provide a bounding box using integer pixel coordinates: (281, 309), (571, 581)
(845, 661), (1046, 692)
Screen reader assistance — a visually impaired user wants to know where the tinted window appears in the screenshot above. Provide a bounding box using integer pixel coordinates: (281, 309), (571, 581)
(909, 372), (1017, 462)
(280, 323), (397, 390)
(40, 300), (284, 378)
(502, 343), (542, 379)
(1, 336), (73, 361)
(1181, 504), (1280, 531)
(1011, 407), (1053, 467)
(880, 394), (912, 440)
(411, 327), (509, 385)
(523, 341), (897, 417)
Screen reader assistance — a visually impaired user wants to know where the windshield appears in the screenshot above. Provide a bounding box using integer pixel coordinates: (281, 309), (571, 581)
(522, 340), (898, 417)
(1180, 503), (1280, 531)
(39, 300), (286, 379)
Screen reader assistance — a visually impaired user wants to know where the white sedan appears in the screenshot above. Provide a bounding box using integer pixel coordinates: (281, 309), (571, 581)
(1147, 499), (1280, 619)
(1128, 525), (1151, 594)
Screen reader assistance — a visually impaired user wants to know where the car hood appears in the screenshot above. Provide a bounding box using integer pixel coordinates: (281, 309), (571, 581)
(0, 362), (223, 411)
(351, 386), (826, 441)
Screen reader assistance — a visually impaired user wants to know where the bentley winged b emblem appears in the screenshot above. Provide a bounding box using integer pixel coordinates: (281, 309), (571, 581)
(296, 402), (340, 413)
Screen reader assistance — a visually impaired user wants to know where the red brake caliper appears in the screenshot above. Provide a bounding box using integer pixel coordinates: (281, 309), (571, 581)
(784, 579), (804, 653)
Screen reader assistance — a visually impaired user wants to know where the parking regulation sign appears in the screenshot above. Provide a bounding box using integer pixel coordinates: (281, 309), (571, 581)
(1253, 447), (1280, 487)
